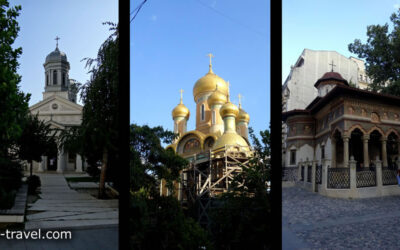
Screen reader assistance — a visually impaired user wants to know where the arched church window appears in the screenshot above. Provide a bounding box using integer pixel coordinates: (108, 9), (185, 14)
(46, 74), (49, 86)
(62, 73), (66, 86)
(201, 104), (205, 121)
(53, 70), (57, 85)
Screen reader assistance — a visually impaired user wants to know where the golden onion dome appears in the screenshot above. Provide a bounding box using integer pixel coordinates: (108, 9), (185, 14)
(172, 103), (189, 119)
(212, 133), (249, 151)
(207, 86), (227, 107)
(220, 101), (239, 118)
(238, 108), (250, 123)
(193, 65), (229, 101)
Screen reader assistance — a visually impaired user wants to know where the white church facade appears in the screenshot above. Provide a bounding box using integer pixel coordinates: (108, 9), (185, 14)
(29, 44), (84, 173)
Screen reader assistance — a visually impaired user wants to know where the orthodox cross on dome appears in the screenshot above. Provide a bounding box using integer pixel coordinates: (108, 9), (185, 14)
(180, 89), (184, 104)
(238, 93), (242, 108)
(55, 36), (60, 49)
(207, 53), (214, 73)
(329, 60), (336, 72)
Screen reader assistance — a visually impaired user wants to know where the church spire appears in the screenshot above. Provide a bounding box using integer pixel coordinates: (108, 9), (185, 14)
(207, 53), (214, 74)
(55, 36), (60, 50)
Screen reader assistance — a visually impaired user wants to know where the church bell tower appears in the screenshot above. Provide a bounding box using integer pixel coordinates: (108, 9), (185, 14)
(43, 36), (70, 100)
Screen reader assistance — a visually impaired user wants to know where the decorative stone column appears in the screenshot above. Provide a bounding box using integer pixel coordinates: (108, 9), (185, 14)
(304, 162), (308, 185)
(375, 156), (383, 188)
(298, 159), (303, 181)
(57, 146), (65, 173)
(381, 137), (388, 167)
(38, 156), (46, 172)
(312, 160), (317, 192)
(363, 134), (369, 168)
(331, 138), (336, 168)
(75, 154), (83, 172)
(322, 159), (330, 191)
(343, 135), (350, 168)
(349, 156), (357, 192)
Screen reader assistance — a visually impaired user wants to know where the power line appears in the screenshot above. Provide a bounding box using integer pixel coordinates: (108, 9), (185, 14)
(131, 0), (148, 23)
(194, 0), (266, 38)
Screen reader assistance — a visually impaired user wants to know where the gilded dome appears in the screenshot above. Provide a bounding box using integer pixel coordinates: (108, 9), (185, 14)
(172, 103), (190, 119)
(220, 101), (239, 118)
(212, 133), (249, 151)
(238, 108), (250, 123)
(207, 87), (227, 107)
(193, 66), (229, 101)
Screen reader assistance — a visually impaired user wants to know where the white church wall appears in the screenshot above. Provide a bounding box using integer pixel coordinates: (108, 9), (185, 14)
(283, 49), (362, 112)
(297, 143), (314, 163)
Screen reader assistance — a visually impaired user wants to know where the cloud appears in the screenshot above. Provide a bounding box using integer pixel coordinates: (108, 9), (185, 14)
(394, 3), (400, 9)
(151, 15), (157, 22)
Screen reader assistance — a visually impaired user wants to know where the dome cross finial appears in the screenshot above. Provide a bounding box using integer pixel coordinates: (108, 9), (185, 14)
(55, 36), (60, 49)
(238, 93), (242, 108)
(180, 89), (184, 104)
(329, 60), (336, 72)
(207, 53), (214, 73)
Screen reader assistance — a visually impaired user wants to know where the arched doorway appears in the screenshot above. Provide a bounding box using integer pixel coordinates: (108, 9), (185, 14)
(46, 140), (58, 171)
(369, 130), (382, 166)
(349, 128), (363, 168)
(387, 132), (398, 168)
(333, 130), (343, 167)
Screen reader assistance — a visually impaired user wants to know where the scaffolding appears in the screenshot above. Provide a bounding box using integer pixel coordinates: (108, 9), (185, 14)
(180, 144), (254, 227)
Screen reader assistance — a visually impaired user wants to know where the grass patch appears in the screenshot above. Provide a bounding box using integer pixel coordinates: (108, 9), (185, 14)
(65, 176), (98, 183)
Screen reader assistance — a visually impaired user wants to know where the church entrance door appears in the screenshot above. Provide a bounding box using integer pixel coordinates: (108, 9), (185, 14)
(47, 156), (57, 171)
(46, 140), (58, 171)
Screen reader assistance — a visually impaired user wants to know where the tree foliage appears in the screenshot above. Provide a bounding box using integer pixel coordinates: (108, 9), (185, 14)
(130, 124), (210, 249)
(15, 114), (57, 176)
(130, 124), (186, 196)
(0, 1), (30, 157)
(209, 128), (272, 249)
(348, 9), (400, 95)
(77, 22), (119, 196)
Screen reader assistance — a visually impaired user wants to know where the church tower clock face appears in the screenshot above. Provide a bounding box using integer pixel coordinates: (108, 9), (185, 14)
(52, 103), (58, 110)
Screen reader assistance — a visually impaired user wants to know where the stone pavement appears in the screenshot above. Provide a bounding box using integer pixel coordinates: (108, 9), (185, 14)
(283, 186), (400, 249)
(0, 226), (118, 250)
(25, 173), (118, 230)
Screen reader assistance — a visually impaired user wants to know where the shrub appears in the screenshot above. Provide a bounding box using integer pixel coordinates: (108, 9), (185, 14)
(0, 187), (17, 209)
(86, 165), (100, 178)
(27, 175), (41, 195)
(0, 158), (23, 192)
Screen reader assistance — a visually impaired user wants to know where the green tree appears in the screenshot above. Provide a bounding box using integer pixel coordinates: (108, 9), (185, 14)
(80, 23), (119, 197)
(130, 124), (211, 249)
(15, 114), (57, 177)
(0, 1), (30, 157)
(210, 128), (271, 249)
(348, 9), (400, 95)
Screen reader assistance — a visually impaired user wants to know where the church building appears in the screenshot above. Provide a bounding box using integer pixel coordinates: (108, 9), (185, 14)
(283, 67), (400, 198)
(29, 42), (84, 173)
(161, 55), (252, 199)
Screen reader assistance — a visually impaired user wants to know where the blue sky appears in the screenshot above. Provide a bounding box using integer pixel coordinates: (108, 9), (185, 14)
(130, 0), (270, 139)
(9, 0), (118, 106)
(283, 0), (400, 83)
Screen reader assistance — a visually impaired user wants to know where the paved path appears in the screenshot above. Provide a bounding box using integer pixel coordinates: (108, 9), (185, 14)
(0, 226), (118, 250)
(25, 174), (118, 230)
(283, 186), (400, 249)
